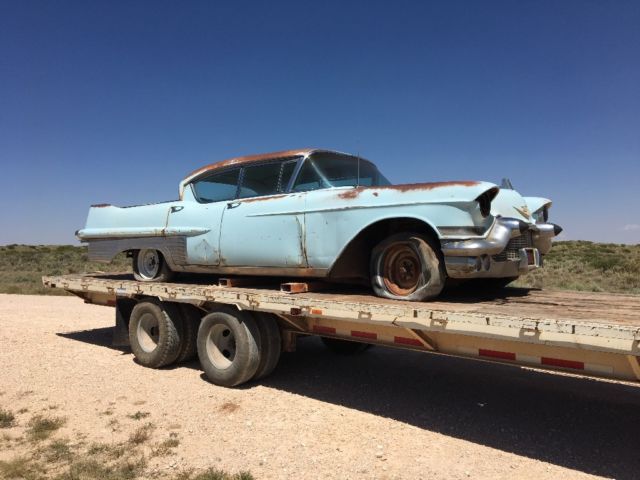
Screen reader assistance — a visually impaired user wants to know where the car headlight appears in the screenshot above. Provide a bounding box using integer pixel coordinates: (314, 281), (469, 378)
(475, 187), (499, 218)
(533, 205), (549, 223)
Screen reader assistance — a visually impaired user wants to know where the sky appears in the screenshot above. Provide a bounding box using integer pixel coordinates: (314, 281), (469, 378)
(1, 0), (638, 245)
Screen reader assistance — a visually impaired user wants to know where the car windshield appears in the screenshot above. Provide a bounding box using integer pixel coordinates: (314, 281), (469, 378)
(292, 153), (390, 192)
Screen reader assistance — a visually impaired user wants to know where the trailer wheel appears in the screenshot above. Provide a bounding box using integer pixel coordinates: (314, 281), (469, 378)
(252, 312), (282, 380)
(129, 300), (182, 368)
(370, 232), (445, 301)
(175, 304), (201, 363)
(132, 249), (175, 282)
(197, 308), (261, 387)
(321, 337), (369, 354)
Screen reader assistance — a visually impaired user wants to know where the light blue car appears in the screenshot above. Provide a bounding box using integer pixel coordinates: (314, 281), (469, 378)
(77, 148), (562, 301)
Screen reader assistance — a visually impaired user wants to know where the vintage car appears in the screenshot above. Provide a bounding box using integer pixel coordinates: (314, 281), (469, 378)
(77, 148), (562, 301)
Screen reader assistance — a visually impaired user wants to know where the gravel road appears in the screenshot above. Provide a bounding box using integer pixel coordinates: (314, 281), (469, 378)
(1, 294), (639, 479)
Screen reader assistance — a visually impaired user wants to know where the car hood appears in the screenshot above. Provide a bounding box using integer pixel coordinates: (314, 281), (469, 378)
(491, 188), (535, 222)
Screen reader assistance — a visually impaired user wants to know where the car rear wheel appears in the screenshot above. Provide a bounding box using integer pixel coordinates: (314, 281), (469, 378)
(132, 249), (175, 282)
(370, 232), (445, 301)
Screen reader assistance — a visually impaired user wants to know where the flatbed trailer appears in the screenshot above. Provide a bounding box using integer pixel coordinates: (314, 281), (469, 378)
(42, 273), (640, 387)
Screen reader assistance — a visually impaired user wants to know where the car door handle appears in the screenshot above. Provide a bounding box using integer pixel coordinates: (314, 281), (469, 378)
(227, 201), (241, 209)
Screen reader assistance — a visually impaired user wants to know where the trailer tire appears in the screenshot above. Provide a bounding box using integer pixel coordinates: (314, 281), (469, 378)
(252, 312), (282, 380)
(370, 232), (445, 302)
(129, 300), (182, 368)
(176, 304), (201, 363)
(197, 307), (261, 387)
(321, 337), (369, 355)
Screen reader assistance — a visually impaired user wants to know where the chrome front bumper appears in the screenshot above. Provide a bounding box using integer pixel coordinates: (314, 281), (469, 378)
(441, 217), (560, 279)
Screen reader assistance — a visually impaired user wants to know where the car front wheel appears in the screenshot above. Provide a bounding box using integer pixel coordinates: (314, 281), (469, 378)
(370, 232), (445, 301)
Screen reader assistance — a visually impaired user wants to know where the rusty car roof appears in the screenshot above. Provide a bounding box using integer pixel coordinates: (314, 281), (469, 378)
(182, 148), (357, 184)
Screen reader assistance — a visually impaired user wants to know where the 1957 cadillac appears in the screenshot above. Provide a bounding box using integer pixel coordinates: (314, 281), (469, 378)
(77, 148), (562, 301)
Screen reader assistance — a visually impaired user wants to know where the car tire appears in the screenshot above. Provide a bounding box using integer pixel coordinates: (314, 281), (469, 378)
(321, 337), (369, 354)
(132, 249), (175, 282)
(129, 300), (182, 368)
(175, 304), (201, 363)
(197, 307), (261, 387)
(370, 232), (445, 301)
(251, 312), (282, 380)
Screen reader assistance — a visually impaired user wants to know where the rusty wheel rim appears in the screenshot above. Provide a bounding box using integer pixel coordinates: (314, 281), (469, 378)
(382, 243), (421, 296)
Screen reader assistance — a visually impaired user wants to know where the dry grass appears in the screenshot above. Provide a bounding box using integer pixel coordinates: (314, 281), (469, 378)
(128, 422), (155, 445)
(0, 456), (43, 480)
(55, 456), (147, 480)
(42, 438), (74, 462)
(0, 405), (253, 480)
(127, 411), (151, 420)
(152, 433), (180, 457)
(0, 244), (129, 295)
(172, 469), (255, 480)
(26, 415), (66, 441)
(0, 408), (16, 428)
(516, 241), (640, 293)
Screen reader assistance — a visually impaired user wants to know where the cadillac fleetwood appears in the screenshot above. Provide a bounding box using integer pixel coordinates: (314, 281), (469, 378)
(77, 149), (562, 301)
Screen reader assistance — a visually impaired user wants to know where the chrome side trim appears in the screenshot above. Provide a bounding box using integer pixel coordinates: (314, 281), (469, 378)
(77, 227), (209, 241)
(87, 237), (188, 267)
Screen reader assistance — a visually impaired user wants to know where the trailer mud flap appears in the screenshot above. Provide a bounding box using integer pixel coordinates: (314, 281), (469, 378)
(113, 299), (135, 347)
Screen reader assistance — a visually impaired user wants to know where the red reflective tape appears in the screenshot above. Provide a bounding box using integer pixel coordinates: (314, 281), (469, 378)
(479, 349), (516, 361)
(394, 336), (423, 347)
(310, 308), (323, 315)
(351, 330), (377, 340)
(313, 325), (336, 335)
(541, 357), (584, 370)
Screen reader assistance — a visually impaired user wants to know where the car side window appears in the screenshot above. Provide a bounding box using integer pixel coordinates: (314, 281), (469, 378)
(279, 160), (297, 192)
(239, 160), (298, 198)
(191, 169), (240, 203)
(239, 163), (282, 198)
(291, 159), (326, 192)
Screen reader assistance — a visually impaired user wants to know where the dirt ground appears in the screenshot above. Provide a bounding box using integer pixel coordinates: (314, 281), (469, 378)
(1, 294), (639, 480)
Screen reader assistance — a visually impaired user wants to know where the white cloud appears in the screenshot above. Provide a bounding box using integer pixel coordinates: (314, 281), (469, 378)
(622, 224), (640, 231)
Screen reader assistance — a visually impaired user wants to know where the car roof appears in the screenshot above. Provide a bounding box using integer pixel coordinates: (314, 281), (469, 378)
(182, 148), (359, 184)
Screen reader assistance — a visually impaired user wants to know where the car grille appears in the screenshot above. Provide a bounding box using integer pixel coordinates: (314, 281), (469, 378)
(492, 231), (534, 262)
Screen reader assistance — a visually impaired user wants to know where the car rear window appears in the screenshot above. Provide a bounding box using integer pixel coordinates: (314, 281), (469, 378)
(191, 169), (240, 203)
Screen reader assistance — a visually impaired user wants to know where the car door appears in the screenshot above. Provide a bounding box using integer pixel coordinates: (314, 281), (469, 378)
(166, 168), (240, 265)
(219, 160), (307, 268)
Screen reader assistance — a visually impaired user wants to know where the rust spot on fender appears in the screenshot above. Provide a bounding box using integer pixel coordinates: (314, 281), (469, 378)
(337, 189), (360, 200)
(336, 181), (481, 199)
